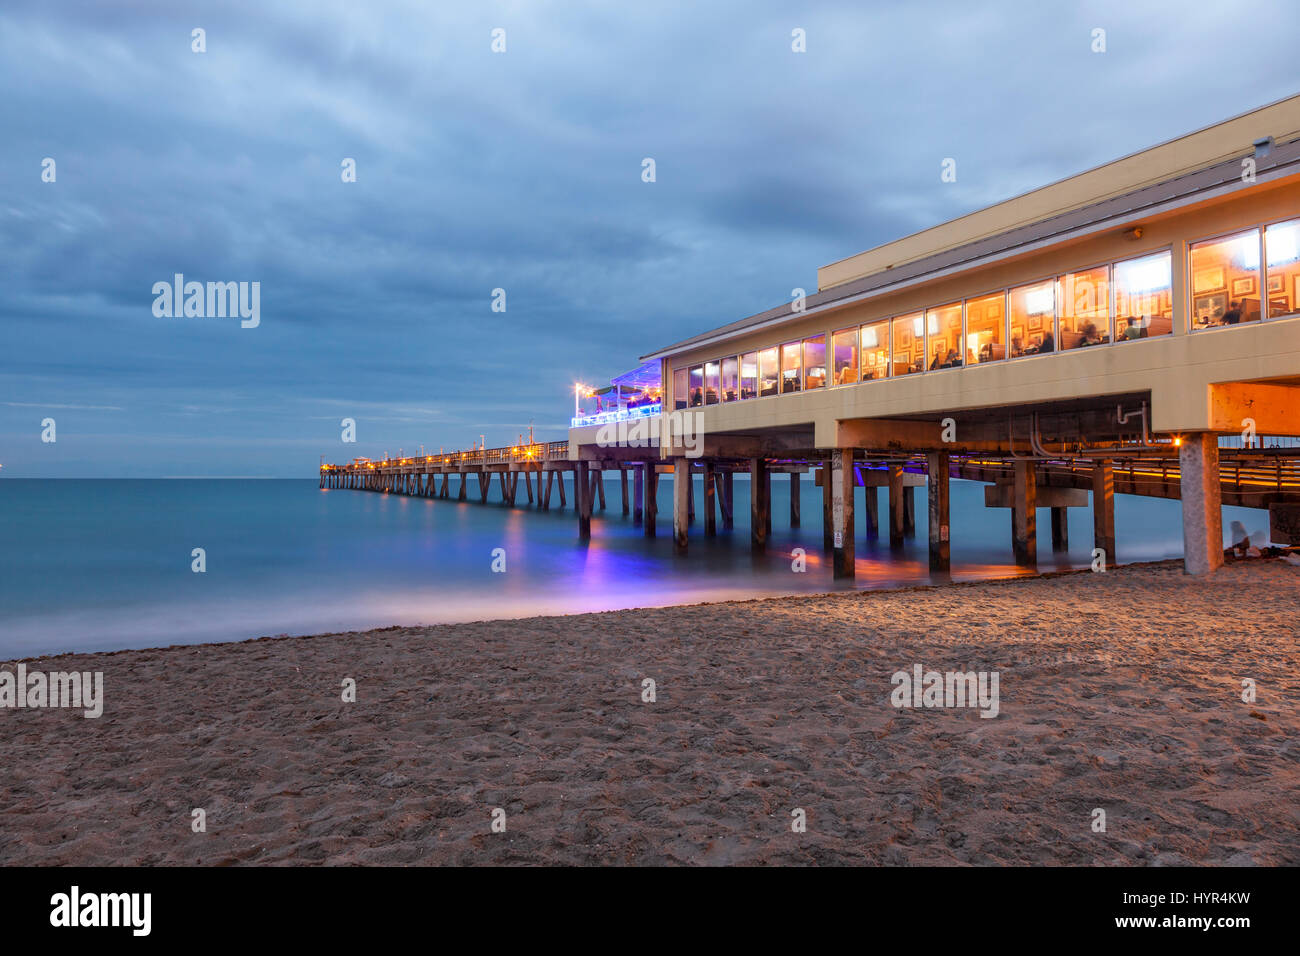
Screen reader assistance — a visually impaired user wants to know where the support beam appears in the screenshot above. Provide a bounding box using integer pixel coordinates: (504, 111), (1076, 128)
(789, 472), (801, 528)
(1179, 433), (1223, 575)
(673, 457), (690, 553)
(927, 452), (950, 573)
(621, 468), (630, 516)
(1091, 459), (1116, 567)
(687, 469), (695, 522)
(459, 474), (468, 501)
(596, 470), (606, 511)
(888, 464), (905, 549)
(903, 486), (916, 537)
(831, 448), (855, 579)
(543, 470), (554, 510)
(558, 469), (567, 507)
(1012, 460), (1037, 567)
(703, 461), (717, 536)
(575, 461), (592, 539)
(750, 458), (769, 552)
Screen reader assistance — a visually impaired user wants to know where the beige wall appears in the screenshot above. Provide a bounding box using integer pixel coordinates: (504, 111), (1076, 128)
(818, 94), (1300, 291)
(650, 178), (1300, 445)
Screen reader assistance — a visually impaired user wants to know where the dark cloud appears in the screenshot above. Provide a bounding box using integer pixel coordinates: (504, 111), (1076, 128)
(1, 0), (1297, 474)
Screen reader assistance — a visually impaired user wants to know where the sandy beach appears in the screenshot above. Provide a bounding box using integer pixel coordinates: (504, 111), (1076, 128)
(2, 559), (1297, 866)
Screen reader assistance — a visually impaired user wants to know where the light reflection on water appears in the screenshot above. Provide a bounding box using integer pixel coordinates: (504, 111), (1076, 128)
(0, 477), (1260, 656)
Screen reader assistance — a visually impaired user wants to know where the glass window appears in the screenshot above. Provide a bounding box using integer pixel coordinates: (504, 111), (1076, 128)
(721, 356), (739, 402)
(780, 341), (802, 394)
(965, 292), (1005, 364)
(1008, 280), (1055, 357)
(1114, 251), (1173, 340)
(704, 361), (720, 405)
(673, 368), (688, 410)
(740, 351), (758, 400)
(1190, 229), (1262, 330)
(891, 312), (924, 376)
(802, 335), (826, 390)
(1264, 219), (1300, 320)
(860, 319), (889, 379)
(926, 303), (963, 370)
(688, 365), (704, 407)
(1058, 266), (1110, 349)
(758, 347), (779, 397)
(831, 328), (858, 386)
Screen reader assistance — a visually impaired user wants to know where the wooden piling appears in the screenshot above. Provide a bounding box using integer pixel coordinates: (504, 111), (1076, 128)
(703, 461), (717, 536)
(721, 471), (734, 529)
(1091, 459), (1115, 566)
(831, 448), (855, 578)
(621, 468), (630, 516)
(1013, 459), (1037, 566)
(632, 465), (644, 525)
(644, 465), (658, 537)
(789, 472), (801, 528)
(1050, 507), (1068, 552)
(927, 451), (951, 573)
(750, 458), (768, 552)
(888, 464), (905, 549)
(821, 464), (833, 551)
(575, 461), (592, 538)
(673, 457), (689, 553)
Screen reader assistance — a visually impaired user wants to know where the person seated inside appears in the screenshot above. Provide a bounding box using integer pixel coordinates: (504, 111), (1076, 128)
(1221, 301), (1242, 325)
(943, 348), (962, 368)
(837, 364), (856, 385)
(1078, 320), (1106, 345)
(929, 348), (945, 371)
(1036, 331), (1054, 353)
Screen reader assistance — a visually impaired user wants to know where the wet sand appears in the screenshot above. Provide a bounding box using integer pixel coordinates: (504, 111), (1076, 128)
(2, 559), (1297, 866)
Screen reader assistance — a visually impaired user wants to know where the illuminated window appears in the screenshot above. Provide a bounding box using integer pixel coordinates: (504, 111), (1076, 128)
(860, 319), (890, 380)
(965, 292), (1005, 364)
(803, 335), (826, 390)
(673, 368), (688, 410)
(704, 361), (720, 405)
(1264, 219), (1300, 319)
(891, 312), (924, 376)
(1114, 251), (1173, 340)
(1008, 281), (1055, 357)
(740, 351), (758, 400)
(758, 346), (779, 397)
(688, 365), (704, 407)
(1057, 266), (1110, 349)
(831, 328), (858, 386)
(1189, 229), (1262, 330)
(925, 303), (963, 370)
(721, 356), (739, 402)
(780, 341), (802, 394)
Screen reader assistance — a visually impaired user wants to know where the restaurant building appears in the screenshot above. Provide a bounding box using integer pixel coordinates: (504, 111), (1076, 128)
(571, 95), (1300, 577)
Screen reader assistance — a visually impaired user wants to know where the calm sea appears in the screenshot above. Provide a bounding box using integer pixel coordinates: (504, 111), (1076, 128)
(0, 477), (1265, 657)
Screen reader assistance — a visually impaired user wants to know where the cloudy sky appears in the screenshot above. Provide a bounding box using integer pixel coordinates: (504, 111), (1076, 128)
(2, 0), (1297, 476)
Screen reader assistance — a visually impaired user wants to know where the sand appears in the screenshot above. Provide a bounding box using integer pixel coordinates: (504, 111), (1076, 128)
(1, 559), (1297, 866)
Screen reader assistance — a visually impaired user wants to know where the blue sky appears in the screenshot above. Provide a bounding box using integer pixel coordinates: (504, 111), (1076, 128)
(3, 0), (1298, 476)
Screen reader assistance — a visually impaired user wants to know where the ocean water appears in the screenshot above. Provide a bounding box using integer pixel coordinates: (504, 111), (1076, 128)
(0, 477), (1268, 657)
